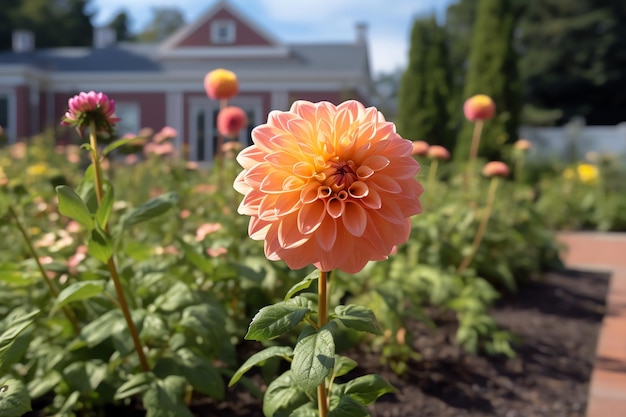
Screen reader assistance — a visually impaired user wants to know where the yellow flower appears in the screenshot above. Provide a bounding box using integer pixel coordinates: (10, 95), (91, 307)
(26, 162), (49, 176)
(562, 168), (575, 180)
(576, 163), (598, 183)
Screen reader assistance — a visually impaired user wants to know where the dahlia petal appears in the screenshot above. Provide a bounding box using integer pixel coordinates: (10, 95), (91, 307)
(248, 217), (271, 240)
(291, 100), (316, 119)
(282, 175), (306, 191)
(348, 181), (369, 199)
(286, 118), (313, 142)
(361, 187), (382, 209)
(237, 145), (265, 168)
(362, 155), (390, 171)
(239, 189), (264, 215)
(244, 163), (273, 188)
(326, 197), (344, 219)
(356, 165), (374, 180)
(265, 151), (300, 168)
(370, 174), (402, 194)
(315, 216), (337, 252)
(278, 215), (308, 249)
(258, 194), (281, 220)
(292, 161), (315, 178)
(260, 169), (290, 193)
(342, 202), (367, 237)
(300, 182), (320, 204)
(297, 199), (326, 235)
(376, 199), (406, 225)
(274, 192), (302, 216)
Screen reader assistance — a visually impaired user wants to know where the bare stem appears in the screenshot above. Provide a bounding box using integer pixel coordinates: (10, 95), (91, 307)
(317, 270), (329, 417)
(88, 121), (150, 373)
(8, 205), (81, 335)
(457, 177), (499, 275)
(426, 159), (439, 208)
(464, 120), (484, 192)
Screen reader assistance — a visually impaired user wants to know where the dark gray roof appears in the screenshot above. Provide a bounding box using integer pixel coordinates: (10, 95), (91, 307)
(0, 42), (368, 75)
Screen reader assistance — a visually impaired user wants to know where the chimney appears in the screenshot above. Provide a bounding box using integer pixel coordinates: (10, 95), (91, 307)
(355, 22), (368, 45)
(93, 27), (117, 48)
(12, 30), (35, 53)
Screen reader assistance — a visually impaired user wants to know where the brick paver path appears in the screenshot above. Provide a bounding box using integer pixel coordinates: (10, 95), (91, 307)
(558, 232), (626, 417)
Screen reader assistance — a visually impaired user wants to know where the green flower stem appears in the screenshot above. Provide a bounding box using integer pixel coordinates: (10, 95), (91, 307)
(8, 204), (81, 335)
(426, 159), (439, 208)
(88, 121), (150, 373)
(457, 177), (499, 275)
(317, 269), (329, 417)
(464, 120), (484, 192)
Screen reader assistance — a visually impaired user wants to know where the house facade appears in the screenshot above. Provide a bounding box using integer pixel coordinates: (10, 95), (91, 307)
(0, 0), (371, 162)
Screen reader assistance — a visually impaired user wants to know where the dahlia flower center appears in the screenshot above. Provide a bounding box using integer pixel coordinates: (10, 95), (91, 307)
(323, 159), (357, 192)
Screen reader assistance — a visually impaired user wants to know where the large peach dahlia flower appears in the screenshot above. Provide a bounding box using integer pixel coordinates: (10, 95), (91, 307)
(234, 100), (423, 273)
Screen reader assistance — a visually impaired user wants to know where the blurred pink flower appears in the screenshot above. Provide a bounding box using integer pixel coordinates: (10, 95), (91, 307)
(463, 94), (496, 122)
(67, 245), (88, 273)
(217, 106), (248, 138)
(207, 247), (228, 257)
(154, 126), (177, 143)
(66, 221), (82, 234)
(60, 91), (120, 137)
(179, 209), (191, 219)
(514, 139), (532, 151)
(483, 161), (510, 177)
(411, 140), (430, 157)
(427, 145), (451, 161)
(196, 222), (222, 241)
(234, 100), (423, 273)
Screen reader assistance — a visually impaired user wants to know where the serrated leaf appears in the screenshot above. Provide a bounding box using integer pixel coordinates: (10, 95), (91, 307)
(328, 395), (369, 417)
(96, 186), (114, 229)
(175, 348), (224, 400)
(291, 323), (336, 395)
(50, 281), (105, 315)
(344, 374), (395, 406)
(262, 371), (308, 417)
(142, 376), (194, 417)
(284, 270), (319, 301)
(229, 346), (294, 387)
(123, 193), (179, 227)
(246, 298), (310, 341)
(88, 226), (113, 263)
(56, 185), (94, 229)
(333, 355), (358, 378)
(0, 378), (31, 417)
(333, 305), (381, 335)
(114, 372), (156, 400)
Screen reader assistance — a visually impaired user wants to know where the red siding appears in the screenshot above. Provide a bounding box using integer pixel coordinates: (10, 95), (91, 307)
(15, 85), (29, 139)
(176, 9), (273, 47)
(288, 92), (344, 106)
(110, 92), (166, 131)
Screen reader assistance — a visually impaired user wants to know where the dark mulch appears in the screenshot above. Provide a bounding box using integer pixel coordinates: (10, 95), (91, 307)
(192, 269), (609, 417)
(27, 269), (609, 417)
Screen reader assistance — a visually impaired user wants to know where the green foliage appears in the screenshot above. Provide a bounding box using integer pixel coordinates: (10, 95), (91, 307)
(396, 16), (454, 149)
(456, 0), (521, 161)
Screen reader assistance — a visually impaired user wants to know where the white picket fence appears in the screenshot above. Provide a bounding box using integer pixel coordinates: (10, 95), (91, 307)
(519, 121), (626, 163)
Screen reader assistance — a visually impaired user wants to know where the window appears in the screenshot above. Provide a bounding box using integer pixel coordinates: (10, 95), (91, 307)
(0, 93), (14, 144)
(211, 20), (236, 44)
(114, 103), (141, 136)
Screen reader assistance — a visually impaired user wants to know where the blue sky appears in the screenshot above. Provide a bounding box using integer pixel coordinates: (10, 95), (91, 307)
(89, 0), (457, 75)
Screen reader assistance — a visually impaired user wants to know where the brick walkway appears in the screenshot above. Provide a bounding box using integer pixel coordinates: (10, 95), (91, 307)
(557, 232), (626, 417)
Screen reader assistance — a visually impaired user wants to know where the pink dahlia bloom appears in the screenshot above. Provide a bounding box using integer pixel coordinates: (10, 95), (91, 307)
(217, 106), (248, 138)
(482, 161), (510, 178)
(463, 94), (496, 122)
(427, 145), (450, 161)
(234, 100), (424, 273)
(61, 91), (120, 137)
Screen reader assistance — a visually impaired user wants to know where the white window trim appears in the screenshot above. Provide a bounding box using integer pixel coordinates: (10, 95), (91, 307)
(114, 102), (141, 136)
(210, 19), (236, 44)
(188, 96), (263, 164)
(0, 88), (17, 144)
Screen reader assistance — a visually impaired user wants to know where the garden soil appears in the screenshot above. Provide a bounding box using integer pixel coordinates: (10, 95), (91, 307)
(27, 269), (609, 417)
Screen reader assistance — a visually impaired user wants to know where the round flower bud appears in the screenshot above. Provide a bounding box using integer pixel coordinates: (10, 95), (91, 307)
(427, 145), (450, 161)
(482, 161), (510, 178)
(514, 139), (532, 151)
(204, 69), (238, 100)
(411, 140), (430, 156)
(217, 106), (248, 138)
(463, 94), (496, 121)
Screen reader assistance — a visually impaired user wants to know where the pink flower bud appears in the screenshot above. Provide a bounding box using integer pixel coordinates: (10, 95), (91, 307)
(514, 139), (532, 151)
(463, 94), (496, 122)
(217, 106), (248, 138)
(482, 161), (510, 178)
(204, 69), (239, 100)
(427, 145), (450, 161)
(411, 140), (430, 156)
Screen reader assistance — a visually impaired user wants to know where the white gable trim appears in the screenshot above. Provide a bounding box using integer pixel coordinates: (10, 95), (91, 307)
(161, 0), (282, 51)
(157, 45), (289, 59)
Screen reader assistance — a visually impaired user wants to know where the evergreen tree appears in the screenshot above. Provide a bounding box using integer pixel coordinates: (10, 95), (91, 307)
(396, 17), (453, 150)
(109, 10), (132, 41)
(456, 0), (520, 162)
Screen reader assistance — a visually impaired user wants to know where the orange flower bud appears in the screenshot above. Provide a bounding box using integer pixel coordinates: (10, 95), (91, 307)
(204, 68), (238, 100)
(514, 139), (532, 151)
(427, 145), (450, 161)
(463, 94), (496, 121)
(411, 140), (430, 156)
(482, 161), (510, 178)
(217, 106), (248, 138)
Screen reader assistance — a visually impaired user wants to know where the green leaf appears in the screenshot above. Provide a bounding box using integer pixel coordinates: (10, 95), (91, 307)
(123, 192), (179, 227)
(96, 186), (114, 229)
(344, 374), (395, 406)
(79, 309), (124, 347)
(114, 372), (156, 400)
(0, 263), (34, 286)
(102, 136), (145, 156)
(142, 376), (194, 417)
(88, 226), (113, 263)
(290, 404), (318, 417)
(56, 185), (94, 229)
(63, 361), (108, 395)
(284, 270), (319, 301)
(56, 391), (80, 417)
(291, 323), (336, 396)
(175, 348), (224, 400)
(0, 310), (39, 368)
(333, 355), (358, 378)
(262, 371), (308, 417)
(50, 281), (105, 315)
(333, 305), (381, 335)
(177, 238), (213, 274)
(229, 346), (294, 387)
(27, 370), (62, 398)
(328, 395), (369, 417)
(245, 298), (311, 341)
(0, 378), (31, 417)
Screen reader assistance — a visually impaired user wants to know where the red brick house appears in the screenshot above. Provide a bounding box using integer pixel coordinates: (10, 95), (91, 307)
(0, 0), (371, 161)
